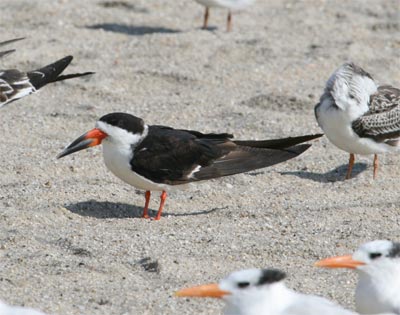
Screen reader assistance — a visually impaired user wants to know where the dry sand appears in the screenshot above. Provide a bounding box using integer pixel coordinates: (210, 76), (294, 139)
(0, 0), (399, 314)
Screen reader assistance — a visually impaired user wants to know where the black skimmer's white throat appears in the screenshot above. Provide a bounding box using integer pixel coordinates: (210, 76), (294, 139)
(0, 37), (24, 58)
(0, 55), (94, 108)
(315, 63), (400, 180)
(0, 300), (47, 315)
(57, 112), (322, 220)
(194, 0), (255, 31)
(316, 240), (400, 314)
(175, 268), (357, 315)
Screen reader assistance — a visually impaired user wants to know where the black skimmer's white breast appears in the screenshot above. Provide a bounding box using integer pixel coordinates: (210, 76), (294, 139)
(0, 55), (94, 108)
(194, 0), (255, 31)
(315, 63), (400, 179)
(316, 240), (400, 314)
(0, 37), (24, 58)
(175, 268), (357, 315)
(57, 112), (322, 220)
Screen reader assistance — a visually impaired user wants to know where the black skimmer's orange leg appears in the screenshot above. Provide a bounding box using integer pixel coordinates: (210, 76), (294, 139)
(373, 154), (378, 179)
(346, 153), (355, 179)
(227, 11), (232, 32)
(142, 191), (151, 219)
(203, 7), (210, 29)
(154, 191), (167, 221)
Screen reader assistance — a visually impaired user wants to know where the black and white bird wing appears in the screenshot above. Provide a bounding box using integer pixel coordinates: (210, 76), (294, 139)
(131, 126), (321, 185)
(27, 55), (94, 90)
(0, 55), (94, 108)
(131, 126), (232, 185)
(0, 69), (34, 108)
(352, 86), (400, 143)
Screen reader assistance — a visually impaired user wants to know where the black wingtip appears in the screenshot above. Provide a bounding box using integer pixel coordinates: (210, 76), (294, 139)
(234, 133), (323, 149)
(0, 37), (25, 47)
(27, 56), (93, 90)
(0, 49), (16, 58)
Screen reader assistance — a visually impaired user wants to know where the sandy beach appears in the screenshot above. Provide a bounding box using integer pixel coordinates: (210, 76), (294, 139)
(0, 0), (399, 314)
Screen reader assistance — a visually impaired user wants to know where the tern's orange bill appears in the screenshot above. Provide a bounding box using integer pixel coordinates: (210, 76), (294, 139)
(315, 255), (365, 269)
(57, 128), (107, 159)
(175, 283), (230, 299)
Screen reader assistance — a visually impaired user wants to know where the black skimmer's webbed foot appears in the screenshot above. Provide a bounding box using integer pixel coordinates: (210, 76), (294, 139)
(345, 153), (355, 180)
(227, 11), (232, 32)
(373, 154), (378, 179)
(202, 7), (210, 29)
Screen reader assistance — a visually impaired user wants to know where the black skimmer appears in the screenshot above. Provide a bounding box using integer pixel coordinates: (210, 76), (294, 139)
(175, 268), (357, 315)
(194, 0), (255, 31)
(315, 62), (400, 180)
(0, 37), (24, 58)
(316, 240), (400, 314)
(0, 55), (94, 108)
(0, 300), (47, 315)
(57, 112), (322, 220)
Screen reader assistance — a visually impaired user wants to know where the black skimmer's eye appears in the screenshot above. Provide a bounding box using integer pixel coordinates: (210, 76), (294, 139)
(369, 253), (382, 260)
(237, 282), (250, 289)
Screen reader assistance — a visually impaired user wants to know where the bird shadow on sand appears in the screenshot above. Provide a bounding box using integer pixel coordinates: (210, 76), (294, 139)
(86, 23), (181, 36)
(65, 200), (224, 219)
(280, 163), (368, 183)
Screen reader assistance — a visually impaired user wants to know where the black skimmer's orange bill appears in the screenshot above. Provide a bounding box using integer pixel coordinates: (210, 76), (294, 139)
(315, 62), (400, 180)
(194, 0), (255, 31)
(0, 55), (94, 108)
(175, 268), (357, 315)
(57, 112), (322, 220)
(0, 37), (24, 58)
(315, 240), (400, 314)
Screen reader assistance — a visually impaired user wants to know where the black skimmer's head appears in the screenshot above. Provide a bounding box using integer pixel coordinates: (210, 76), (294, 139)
(323, 62), (377, 112)
(176, 268), (357, 315)
(57, 112), (147, 158)
(315, 240), (400, 314)
(58, 112), (321, 220)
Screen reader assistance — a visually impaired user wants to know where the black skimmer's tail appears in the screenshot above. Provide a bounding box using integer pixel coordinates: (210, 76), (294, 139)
(0, 55), (94, 108)
(57, 112), (322, 220)
(0, 37), (24, 58)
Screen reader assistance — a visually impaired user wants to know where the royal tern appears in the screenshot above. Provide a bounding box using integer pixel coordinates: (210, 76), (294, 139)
(316, 240), (400, 314)
(175, 268), (357, 315)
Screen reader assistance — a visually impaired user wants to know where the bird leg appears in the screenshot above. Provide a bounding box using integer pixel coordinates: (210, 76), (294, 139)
(142, 191), (151, 219)
(345, 153), (355, 180)
(227, 11), (232, 32)
(203, 7), (209, 29)
(373, 154), (378, 179)
(154, 191), (167, 221)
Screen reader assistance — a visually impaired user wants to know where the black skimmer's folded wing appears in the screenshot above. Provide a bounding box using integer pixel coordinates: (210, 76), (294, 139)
(352, 86), (400, 143)
(130, 127), (322, 185)
(0, 55), (94, 108)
